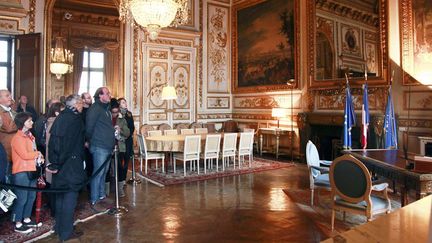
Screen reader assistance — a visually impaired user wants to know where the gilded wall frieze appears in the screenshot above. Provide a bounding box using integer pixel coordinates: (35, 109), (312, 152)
(399, 119), (432, 129)
(150, 50), (168, 59)
(197, 113), (232, 119)
(232, 113), (274, 120)
(149, 113), (167, 121)
(234, 97), (279, 109)
(404, 91), (432, 111)
(52, 9), (120, 27)
(207, 97), (230, 109)
(149, 38), (192, 47)
(315, 0), (379, 27)
(207, 3), (229, 93)
(174, 112), (190, 120)
(317, 92), (385, 111)
(173, 52), (191, 61)
(69, 28), (118, 40)
(0, 19), (24, 34)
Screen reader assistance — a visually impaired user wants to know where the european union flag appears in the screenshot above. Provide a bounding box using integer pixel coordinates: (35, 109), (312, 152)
(343, 83), (356, 149)
(384, 87), (398, 149)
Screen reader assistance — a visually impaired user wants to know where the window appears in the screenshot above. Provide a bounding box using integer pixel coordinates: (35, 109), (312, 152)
(78, 51), (104, 95)
(0, 37), (14, 91)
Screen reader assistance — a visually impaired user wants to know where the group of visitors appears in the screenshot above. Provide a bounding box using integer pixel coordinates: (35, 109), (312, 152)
(0, 87), (135, 242)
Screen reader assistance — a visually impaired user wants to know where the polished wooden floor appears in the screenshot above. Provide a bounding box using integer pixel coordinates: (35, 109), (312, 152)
(38, 164), (327, 242)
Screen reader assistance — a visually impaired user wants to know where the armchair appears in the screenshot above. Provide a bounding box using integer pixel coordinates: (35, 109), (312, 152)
(329, 154), (391, 230)
(306, 140), (332, 206)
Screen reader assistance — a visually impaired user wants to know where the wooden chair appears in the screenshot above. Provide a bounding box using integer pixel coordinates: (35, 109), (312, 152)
(140, 124), (155, 137)
(164, 129), (178, 136)
(201, 134), (221, 173)
(189, 122), (203, 129)
(137, 134), (165, 174)
(158, 123), (171, 133)
(306, 140), (332, 206)
(175, 123), (189, 134)
(329, 154), (391, 231)
(180, 129), (195, 135)
(148, 130), (162, 137)
(173, 135), (201, 176)
(237, 132), (254, 168)
(221, 133), (237, 171)
(204, 123), (217, 133)
(222, 120), (239, 133)
(195, 128), (208, 134)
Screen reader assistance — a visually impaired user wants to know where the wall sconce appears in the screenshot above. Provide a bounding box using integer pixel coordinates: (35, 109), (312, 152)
(272, 108), (287, 128)
(161, 85), (177, 112)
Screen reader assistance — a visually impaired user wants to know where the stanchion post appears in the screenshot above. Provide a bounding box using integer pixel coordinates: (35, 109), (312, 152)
(127, 153), (141, 184)
(108, 145), (128, 217)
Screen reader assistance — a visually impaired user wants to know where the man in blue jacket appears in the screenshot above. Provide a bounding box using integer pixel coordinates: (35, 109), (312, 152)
(85, 87), (115, 212)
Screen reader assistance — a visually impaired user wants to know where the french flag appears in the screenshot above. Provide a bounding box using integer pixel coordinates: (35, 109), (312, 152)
(361, 83), (370, 149)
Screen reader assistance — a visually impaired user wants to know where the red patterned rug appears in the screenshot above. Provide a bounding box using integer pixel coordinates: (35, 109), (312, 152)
(140, 157), (294, 186)
(283, 189), (401, 240)
(0, 197), (109, 243)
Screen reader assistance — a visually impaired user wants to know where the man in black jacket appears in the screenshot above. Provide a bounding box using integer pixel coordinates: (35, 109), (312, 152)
(86, 87), (115, 211)
(48, 94), (86, 241)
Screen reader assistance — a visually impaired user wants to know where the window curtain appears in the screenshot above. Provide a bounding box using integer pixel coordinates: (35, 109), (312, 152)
(72, 49), (84, 94)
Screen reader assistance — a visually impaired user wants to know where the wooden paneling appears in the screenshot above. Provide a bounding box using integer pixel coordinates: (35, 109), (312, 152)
(14, 33), (41, 112)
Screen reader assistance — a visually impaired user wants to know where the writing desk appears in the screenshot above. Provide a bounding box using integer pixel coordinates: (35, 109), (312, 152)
(345, 149), (432, 206)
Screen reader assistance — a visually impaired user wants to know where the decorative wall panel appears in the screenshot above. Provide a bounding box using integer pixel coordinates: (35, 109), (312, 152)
(149, 113), (168, 121)
(173, 63), (190, 109)
(207, 3), (229, 93)
(207, 97), (230, 109)
(234, 94), (302, 109)
(404, 91), (432, 110)
(173, 112), (190, 120)
(149, 62), (168, 109)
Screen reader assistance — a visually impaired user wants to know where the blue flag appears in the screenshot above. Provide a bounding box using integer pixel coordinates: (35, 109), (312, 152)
(384, 87), (398, 149)
(343, 83), (356, 149)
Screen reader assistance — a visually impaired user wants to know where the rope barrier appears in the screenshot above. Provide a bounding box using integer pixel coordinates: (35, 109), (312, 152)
(0, 152), (114, 193)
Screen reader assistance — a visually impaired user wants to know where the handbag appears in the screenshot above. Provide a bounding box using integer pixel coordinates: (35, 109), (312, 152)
(27, 171), (39, 180)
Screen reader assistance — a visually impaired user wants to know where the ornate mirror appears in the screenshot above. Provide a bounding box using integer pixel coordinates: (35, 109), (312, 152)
(307, 0), (389, 89)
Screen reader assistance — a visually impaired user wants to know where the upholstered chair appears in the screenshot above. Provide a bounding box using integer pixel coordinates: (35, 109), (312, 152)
(173, 135), (201, 176)
(221, 133), (237, 171)
(158, 123), (171, 133)
(305, 140), (332, 206)
(201, 134), (221, 173)
(237, 132), (254, 168)
(329, 154), (391, 230)
(164, 129), (178, 136)
(147, 130), (162, 137)
(137, 134), (165, 174)
(140, 124), (155, 137)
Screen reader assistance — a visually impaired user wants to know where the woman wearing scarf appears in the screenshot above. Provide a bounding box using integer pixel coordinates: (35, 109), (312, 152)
(10, 112), (44, 234)
(118, 98), (135, 189)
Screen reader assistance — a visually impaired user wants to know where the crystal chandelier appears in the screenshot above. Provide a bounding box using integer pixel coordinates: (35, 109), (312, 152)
(118, 0), (189, 40)
(50, 36), (73, 79)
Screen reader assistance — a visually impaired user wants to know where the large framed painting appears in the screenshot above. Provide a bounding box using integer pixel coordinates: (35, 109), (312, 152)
(232, 0), (299, 93)
(400, 0), (432, 85)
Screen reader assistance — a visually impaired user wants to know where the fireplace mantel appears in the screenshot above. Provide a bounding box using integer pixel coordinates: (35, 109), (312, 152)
(298, 112), (384, 162)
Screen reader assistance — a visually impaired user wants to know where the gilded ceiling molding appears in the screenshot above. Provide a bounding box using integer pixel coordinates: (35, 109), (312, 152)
(28, 0), (36, 33)
(315, 0), (379, 27)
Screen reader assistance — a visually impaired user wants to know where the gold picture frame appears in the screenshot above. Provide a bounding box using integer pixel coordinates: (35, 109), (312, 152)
(400, 0), (432, 85)
(232, 0), (299, 93)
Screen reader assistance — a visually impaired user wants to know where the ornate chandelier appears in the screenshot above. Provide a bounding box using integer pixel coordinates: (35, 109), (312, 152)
(50, 37), (73, 79)
(118, 0), (189, 40)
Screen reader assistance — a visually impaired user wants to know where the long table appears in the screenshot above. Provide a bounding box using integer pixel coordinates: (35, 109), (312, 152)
(345, 149), (432, 206)
(145, 133), (240, 152)
(322, 195), (432, 243)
